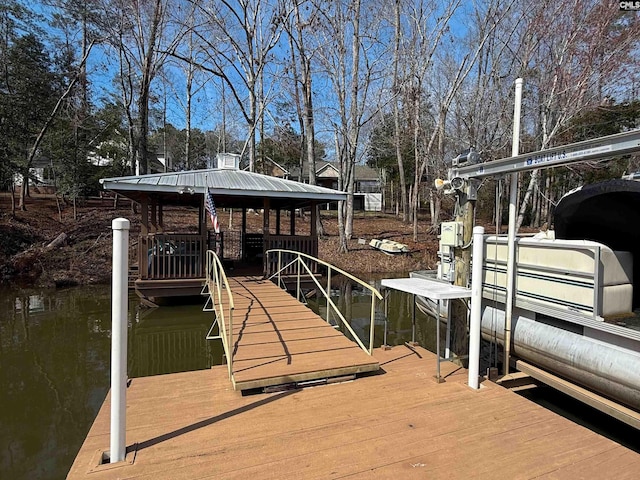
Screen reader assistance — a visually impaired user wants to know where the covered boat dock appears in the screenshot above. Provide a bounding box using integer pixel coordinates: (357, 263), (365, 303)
(100, 163), (346, 302)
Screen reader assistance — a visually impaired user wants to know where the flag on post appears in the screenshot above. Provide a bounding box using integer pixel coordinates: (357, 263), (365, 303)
(205, 189), (220, 233)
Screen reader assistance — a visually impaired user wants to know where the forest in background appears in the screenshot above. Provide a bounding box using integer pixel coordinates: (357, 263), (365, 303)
(2, 0), (640, 252)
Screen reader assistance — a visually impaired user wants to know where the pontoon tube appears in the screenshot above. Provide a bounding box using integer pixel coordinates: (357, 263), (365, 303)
(482, 304), (640, 410)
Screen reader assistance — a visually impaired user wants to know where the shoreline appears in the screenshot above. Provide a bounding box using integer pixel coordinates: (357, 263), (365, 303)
(1, 194), (439, 288)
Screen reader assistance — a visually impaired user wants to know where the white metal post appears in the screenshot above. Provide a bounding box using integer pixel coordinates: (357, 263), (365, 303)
(436, 299), (441, 382)
(110, 218), (129, 463)
(369, 294), (375, 355)
(468, 226), (485, 390)
(504, 78), (523, 376)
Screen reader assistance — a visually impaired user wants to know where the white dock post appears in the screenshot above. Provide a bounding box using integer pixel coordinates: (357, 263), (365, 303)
(468, 226), (485, 390)
(110, 218), (130, 463)
(504, 77), (523, 375)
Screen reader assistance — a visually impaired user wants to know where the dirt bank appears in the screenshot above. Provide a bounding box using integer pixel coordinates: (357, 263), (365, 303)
(0, 193), (440, 288)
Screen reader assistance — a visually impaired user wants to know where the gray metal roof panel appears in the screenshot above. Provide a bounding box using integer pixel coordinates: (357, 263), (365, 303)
(100, 168), (347, 200)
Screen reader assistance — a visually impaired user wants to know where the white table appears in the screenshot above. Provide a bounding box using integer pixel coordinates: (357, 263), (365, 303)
(381, 277), (472, 382)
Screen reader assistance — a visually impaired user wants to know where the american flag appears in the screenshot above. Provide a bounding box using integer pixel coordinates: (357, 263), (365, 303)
(205, 190), (220, 233)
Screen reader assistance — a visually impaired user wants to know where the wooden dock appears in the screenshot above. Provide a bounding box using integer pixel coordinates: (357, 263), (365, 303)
(67, 345), (640, 479)
(221, 275), (380, 391)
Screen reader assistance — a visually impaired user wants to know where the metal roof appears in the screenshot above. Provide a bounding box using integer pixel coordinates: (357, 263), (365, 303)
(100, 168), (347, 208)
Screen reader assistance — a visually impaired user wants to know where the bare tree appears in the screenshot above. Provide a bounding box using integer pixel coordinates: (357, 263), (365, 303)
(315, 0), (390, 252)
(515, 0), (640, 231)
(405, 0), (514, 240)
(284, 0), (324, 235)
(451, 1), (528, 230)
(189, 0), (290, 171)
(19, 40), (95, 210)
(167, 8), (210, 170)
(391, 0), (409, 222)
(99, 0), (184, 175)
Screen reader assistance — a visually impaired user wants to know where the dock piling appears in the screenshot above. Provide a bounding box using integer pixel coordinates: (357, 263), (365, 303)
(110, 218), (130, 463)
(468, 226), (484, 389)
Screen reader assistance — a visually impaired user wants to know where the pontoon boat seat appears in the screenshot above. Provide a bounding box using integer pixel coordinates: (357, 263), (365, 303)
(482, 236), (633, 318)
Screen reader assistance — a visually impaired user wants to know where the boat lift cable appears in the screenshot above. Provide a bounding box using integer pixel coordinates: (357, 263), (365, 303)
(487, 179), (502, 371)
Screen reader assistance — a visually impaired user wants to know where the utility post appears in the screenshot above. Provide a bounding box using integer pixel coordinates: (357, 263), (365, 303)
(451, 181), (476, 359)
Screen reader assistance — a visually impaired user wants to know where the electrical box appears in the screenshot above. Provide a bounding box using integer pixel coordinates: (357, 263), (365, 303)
(467, 179), (480, 201)
(437, 261), (455, 282)
(440, 221), (463, 247)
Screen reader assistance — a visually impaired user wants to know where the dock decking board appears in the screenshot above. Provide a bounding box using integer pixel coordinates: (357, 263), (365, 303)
(67, 346), (640, 480)
(216, 275), (379, 391)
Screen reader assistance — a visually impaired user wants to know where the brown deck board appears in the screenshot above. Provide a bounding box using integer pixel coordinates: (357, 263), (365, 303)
(214, 276), (379, 391)
(67, 346), (640, 480)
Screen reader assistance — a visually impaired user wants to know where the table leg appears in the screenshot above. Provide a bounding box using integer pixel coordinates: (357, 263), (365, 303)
(445, 299), (451, 360)
(436, 299), (441, 382)
(412, 294), (416, 344)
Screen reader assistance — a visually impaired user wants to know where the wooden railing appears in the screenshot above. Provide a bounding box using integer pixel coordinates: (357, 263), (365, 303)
(139, 233), (205, 280)
(265, 236), (318, 274)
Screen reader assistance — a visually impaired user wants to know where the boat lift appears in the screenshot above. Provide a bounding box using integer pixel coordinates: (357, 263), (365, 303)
(379, 127), (640, 392)
(447, 127), (640, 378)
(450, 129), (640, 181)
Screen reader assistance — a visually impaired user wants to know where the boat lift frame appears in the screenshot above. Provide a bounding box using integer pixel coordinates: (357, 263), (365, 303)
(450, 129), (640, 181)
(448, 127), (640, 375)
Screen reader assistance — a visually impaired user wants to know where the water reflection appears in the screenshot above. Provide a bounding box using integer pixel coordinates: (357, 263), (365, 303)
(128, 304), (220, 378)
(307, 273), (456, 358)
(0, 287), (113, 480)
(0, 287), (218, 480)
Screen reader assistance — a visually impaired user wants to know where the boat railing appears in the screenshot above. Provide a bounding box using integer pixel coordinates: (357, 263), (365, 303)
(204, 250), (234, 380)
(483, 235), (610, 321)
(266, 249), (383, 355)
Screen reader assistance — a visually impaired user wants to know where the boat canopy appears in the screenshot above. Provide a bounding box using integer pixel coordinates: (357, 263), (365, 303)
(554, 179), (640, 308)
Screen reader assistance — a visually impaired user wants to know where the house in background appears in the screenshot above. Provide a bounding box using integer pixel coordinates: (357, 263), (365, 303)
(12, 156), (55, 193)
(27, 157), (56, 193)
(89, 140), (165, 174)
(275, 160), (382, 212)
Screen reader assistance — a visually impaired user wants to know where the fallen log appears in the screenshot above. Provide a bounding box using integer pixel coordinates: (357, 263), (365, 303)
(46, 232), (67, 249)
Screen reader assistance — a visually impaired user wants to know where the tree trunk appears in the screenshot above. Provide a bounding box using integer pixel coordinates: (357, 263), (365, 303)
(19, 171), (27, 211)
(338, 200), (348, 253)
(345, 171), (355, 240)
(543, 172), (552, 225)
(452, 193), (475, 359)
(136, 0), (163, 175)
(10, 182), (16, 216)
(336, 132), (348, 253)
(186, 66), (193, 169)
(532, 179), (540, 228)
(516, 169), (539, 231)
(496, 179), (503, 234)
(433, 193), (441, 228)
(344, 0), (361, 242)
(392, 0), (408, 223)
(46, 232), (68, 250)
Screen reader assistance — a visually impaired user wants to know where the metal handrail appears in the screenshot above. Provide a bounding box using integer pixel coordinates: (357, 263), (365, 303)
(205, 250), (234, 379)
(266, 249), (383, 355)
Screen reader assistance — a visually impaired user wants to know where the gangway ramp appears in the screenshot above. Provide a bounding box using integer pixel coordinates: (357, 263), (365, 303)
(213, 275), (380, 392)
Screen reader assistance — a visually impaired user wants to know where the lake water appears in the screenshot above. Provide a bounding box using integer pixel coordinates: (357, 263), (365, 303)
(0, 277), (443, 480)
(0, 286), (218, 480)
(1, 278), (637, 479)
